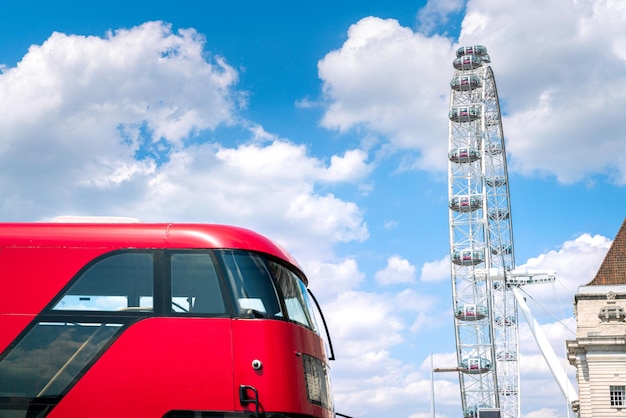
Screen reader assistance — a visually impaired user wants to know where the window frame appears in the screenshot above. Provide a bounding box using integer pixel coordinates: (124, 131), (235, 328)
(45, 249), (239, 319)
(166, 250), (233, 316)
(610, 385), (626, 407)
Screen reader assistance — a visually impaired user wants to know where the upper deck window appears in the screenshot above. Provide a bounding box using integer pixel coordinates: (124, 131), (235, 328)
(52, 252), (154, 312)
(170, 253), (225, 314)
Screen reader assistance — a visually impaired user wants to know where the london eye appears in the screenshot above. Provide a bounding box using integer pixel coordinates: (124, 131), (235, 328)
(447, 45), (519, 418)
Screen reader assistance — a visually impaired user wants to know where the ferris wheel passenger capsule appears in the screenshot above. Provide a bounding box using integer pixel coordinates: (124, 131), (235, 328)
(449, 195), (482, 212)
(464, 405), (489, 418)
(448, 147), (481, 164)
(449, 106), (481, 122)
(496, 351), (517, 361)
(456, 45), (489, 57)
(450, 75), (482, 91)
(452, 249), (485, 266)
(455, 303), (488, 321)
(488, 209), (510, 221)
(453, 54), (483, 70)
(495, 315), (516, 326)
(486, 177), (507, 187)
(491, 245), (512, 256)
(460, 357), (492, 374)
(484, 142), (502, 155)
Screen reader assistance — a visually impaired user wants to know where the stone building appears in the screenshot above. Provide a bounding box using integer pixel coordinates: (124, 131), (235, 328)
(567, 218), (626, 417)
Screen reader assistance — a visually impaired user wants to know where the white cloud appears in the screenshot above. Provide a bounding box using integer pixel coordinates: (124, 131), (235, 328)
(522, 409), (565, 418)
(420, 254), (451, 282)
(318, 16), (454, 171)
(123, 139), (370, 261)
(458, 0), (626, 183)
(212, 138), (371, 185)
(417, 0), (465, 35)
(0, 22), (372, 265)
(304, 258), (365, 301)
(375, 255), (417, 285)
(395, 288), (446, 334)
(324, 284), (454, 416)
(317, 1), (626, 184)
(383, 219), (399, 229)
(517, 233), (611, 321)
(325, 290), (405, 354)
(2, 22), (238, 141)
(0, 21), (239, 219)
(324, 149), (373, 182)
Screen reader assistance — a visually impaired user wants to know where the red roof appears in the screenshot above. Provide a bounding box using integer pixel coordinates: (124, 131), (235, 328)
(587, 218), (626, 286)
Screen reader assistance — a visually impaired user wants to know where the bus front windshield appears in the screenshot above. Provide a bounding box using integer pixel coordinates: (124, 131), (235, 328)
(268, 260), (318, 332)
(217, 250), (318, 332)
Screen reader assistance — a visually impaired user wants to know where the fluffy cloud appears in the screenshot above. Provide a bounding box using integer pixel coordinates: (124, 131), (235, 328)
(322, 290), (413, 412)
(420, 254), (451, 282)
(304, 258), (365, 301)
(325, 290), (405, 354)
(318, 16), (454, 171)
(517, 233), (611, 322)
(417, 0), (465, 35)
(375, 255), (417, 285)
(133, 138), (370, 259)
(460, 0), (626, 183)
(0, 22), (372, 266)
(317, 1), (626, 183)
(522, 409), (565, 418)
(0, 21), (238, 219)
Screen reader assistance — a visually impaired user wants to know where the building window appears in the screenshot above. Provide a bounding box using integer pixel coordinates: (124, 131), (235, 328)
(610, 385), (626, 407)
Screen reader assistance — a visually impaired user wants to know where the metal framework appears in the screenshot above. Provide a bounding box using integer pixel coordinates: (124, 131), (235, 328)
(447, 45), (519, 418)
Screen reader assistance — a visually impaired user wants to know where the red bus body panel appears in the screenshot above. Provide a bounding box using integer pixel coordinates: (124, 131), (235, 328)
(47, 319), (331, 418)
(0, 223), (332, 417)
(232, 320), (330, 416)
(49, 318), (236, 417)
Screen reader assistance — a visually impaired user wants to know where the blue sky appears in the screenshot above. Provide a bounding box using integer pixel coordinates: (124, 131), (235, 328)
(1, 0), (625, 417)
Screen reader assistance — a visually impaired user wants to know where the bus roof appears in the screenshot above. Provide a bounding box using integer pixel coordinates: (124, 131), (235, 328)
(0, 222), (303, 276)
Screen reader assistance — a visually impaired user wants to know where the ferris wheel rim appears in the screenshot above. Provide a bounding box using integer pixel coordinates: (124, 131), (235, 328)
(447, 45), (520, 418)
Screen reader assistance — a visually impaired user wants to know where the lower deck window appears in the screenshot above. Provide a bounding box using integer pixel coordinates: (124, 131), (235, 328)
(0, 321), (123, 398)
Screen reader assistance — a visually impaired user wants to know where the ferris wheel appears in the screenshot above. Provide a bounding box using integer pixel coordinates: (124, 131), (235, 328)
(447, 45), (519, 418)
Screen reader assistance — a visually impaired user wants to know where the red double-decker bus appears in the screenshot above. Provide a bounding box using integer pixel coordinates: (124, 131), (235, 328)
(0, 221), (336, 418)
